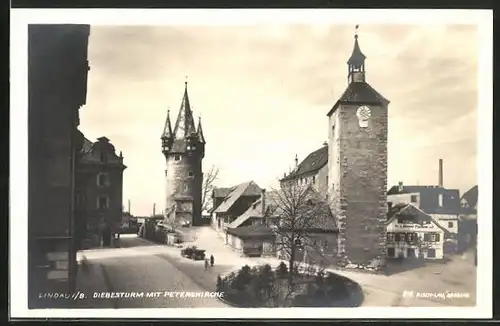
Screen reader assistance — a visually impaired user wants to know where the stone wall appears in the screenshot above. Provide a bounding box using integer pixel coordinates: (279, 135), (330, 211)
(330, 103), (388, 270)
(165, 153), (203, 226)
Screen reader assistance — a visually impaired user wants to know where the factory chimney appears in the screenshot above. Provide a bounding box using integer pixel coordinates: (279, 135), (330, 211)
(438, 159), (443, 187)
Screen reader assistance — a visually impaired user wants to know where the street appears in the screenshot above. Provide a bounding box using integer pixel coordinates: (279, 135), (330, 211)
(75, 233), (230, 308)
(75, 226), (476, 308)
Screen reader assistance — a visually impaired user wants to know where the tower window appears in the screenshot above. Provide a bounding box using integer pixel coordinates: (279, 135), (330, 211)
(410, 195), (418, 203)
(97, 196), (109, 210)
(174, 155), (181, 161)
(184, 184), (188, 191)
(438, 194), (443, 207)
(97, 173), (109, 187)
(188, 171), (194, 178)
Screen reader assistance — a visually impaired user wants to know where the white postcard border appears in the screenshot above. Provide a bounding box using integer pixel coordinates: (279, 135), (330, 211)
(10, 8), (493, 319)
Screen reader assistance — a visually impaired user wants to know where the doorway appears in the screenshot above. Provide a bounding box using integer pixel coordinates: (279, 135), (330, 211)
(102, 224), (112, 247)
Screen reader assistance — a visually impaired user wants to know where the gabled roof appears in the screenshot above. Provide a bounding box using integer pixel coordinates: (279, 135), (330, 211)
(281, 146), (328, 181)
(213, 187), (232, 199)
(387, 203), (449, 234)
(213, 181), (261, 214)
(272, 186), (338, 232)
(226, 224), (275, 239)
(326, 82), (389, 117)
(227, 190), (280, 229)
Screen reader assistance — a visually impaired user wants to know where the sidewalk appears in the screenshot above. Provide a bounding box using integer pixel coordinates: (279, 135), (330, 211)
(74, 252), (115, 309)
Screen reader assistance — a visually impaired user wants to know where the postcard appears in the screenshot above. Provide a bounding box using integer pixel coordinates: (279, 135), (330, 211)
(9, 8), (492, 320)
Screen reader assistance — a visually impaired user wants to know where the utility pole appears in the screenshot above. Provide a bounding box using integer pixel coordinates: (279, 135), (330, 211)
(153, 203), (156, 216)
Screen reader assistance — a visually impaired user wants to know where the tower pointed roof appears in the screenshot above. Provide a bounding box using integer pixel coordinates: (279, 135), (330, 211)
(347, 27), (366, 66)
(161, 109), (173, 139)
(172, 81), (197, 140)
(197, 117), (206, 144)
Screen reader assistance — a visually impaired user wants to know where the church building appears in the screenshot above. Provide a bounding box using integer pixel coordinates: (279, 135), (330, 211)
(327, 28), (389, 270)
(161, 82), (206, 227)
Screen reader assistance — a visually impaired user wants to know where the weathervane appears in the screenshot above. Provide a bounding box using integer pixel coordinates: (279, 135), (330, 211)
(185, 75), (188, 85)
(355, 25), (359, 37)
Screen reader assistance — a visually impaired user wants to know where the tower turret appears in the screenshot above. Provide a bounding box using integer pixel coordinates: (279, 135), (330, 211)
(161, 109), (173, 155)
(161, 81), (205, 226)
(347, 25), (366, 84)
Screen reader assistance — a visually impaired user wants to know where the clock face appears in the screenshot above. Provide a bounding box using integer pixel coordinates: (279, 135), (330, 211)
(357, 106), (371, 120)
(356, 106), (371, 128)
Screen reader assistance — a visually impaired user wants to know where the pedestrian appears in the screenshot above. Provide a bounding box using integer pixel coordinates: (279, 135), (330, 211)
(204, 258), (209, 271)
(210, 254), (214, 267)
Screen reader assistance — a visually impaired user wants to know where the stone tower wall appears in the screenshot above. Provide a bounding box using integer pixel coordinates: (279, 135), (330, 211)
(165, 152), (203, 225)
(330, 103), (388, 268)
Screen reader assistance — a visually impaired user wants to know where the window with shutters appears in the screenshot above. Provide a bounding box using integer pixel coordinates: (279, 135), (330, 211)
(400, 233), (405, 241)
(430, 233), (437, 242)
(387, 233), (395, 242)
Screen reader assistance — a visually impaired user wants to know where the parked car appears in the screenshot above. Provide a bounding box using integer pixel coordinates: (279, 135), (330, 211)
(181, 246), (206, 260)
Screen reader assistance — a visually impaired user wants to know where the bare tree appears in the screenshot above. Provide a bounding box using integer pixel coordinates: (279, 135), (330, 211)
(264, 181), (333, 294)
(201, 165), (219, 212)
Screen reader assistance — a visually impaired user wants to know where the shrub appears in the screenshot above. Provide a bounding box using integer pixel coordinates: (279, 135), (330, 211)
(231, 265), (253, 291)
(315, 270), (325, 287)
(276, 262), (288, 278)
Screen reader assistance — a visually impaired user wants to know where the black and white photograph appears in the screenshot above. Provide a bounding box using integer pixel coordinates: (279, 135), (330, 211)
(10, 9), (492, 320)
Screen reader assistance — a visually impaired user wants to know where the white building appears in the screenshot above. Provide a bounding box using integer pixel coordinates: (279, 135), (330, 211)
(386, 203), (448, 260)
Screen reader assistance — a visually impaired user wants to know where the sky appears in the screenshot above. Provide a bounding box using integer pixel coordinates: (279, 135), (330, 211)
(79, 24), (478, 216)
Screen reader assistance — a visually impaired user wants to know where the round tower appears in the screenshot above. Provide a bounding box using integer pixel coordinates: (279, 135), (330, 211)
(161, 82), (205, 226)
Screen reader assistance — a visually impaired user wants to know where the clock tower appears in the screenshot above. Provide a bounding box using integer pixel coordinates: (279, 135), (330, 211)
(327, 28), (389, 271)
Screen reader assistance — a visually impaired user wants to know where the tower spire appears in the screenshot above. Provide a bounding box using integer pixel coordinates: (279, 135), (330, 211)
(197, 116), (206, 144)
(347, 25), (366, 84)
(161, 107), (173, 139)
(172, 81), (197, 140)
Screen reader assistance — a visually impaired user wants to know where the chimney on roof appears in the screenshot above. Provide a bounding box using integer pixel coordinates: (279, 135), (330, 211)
(323, 141), (328, 147)
(438, 159), (443, 187)
(295, 154), (298, 169)
(261, 189), (266, 217)
(398, 181), (403, 192)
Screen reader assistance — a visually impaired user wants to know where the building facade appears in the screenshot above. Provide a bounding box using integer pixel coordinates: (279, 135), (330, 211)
(386, 204), (446, 260)
(211, 181), (262, 232)
(280, 143), (329, 195)
(387, 180), (461, 239)
(75, 135), (126, 249)
(28, 24), (90, 308)
(161, 82), (206, 227)
(326, 31), (389, 269)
